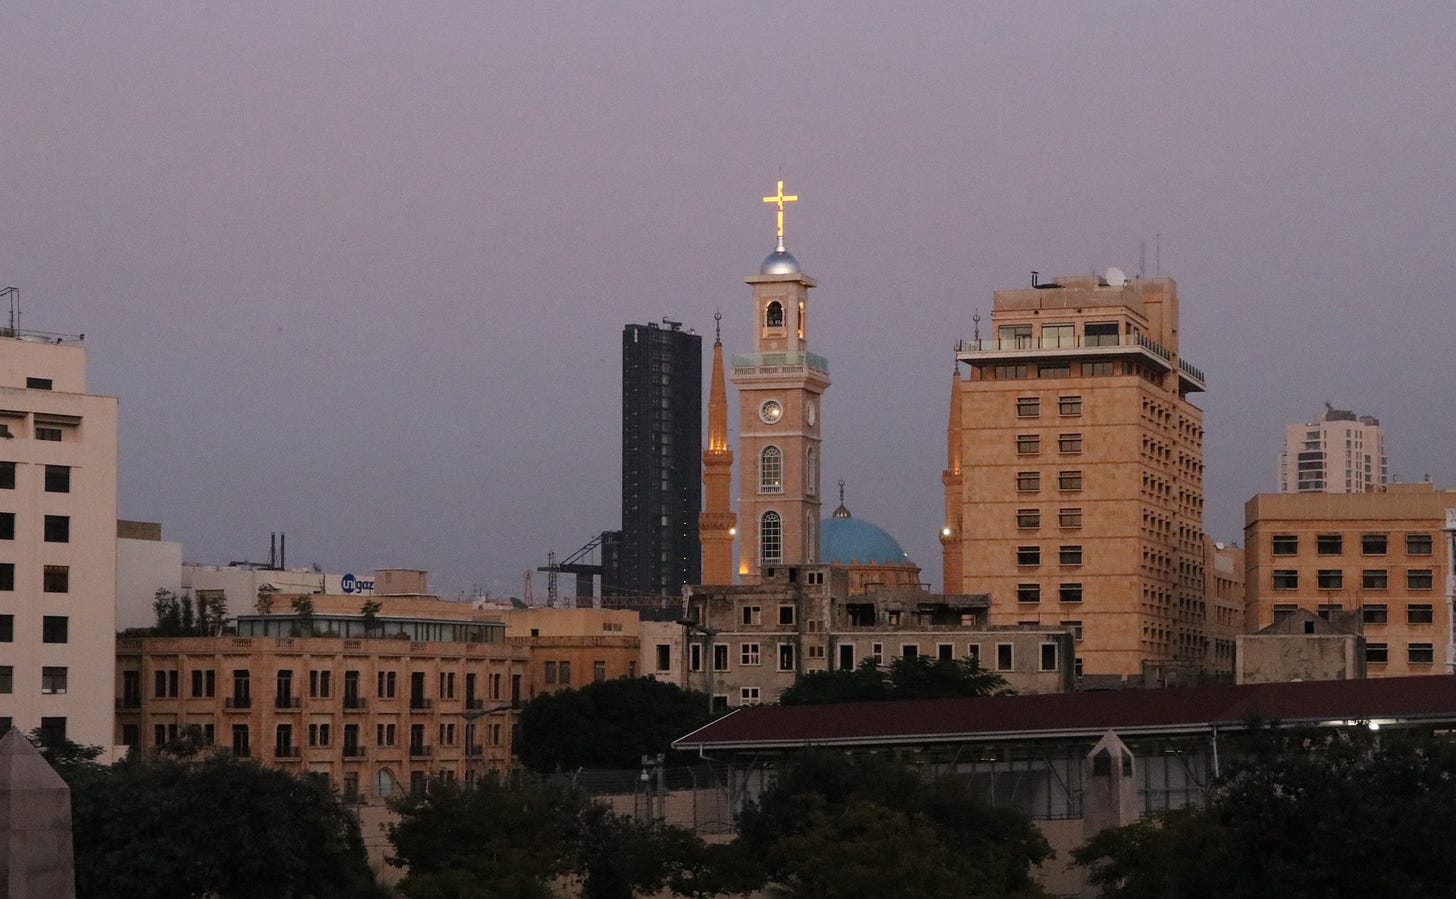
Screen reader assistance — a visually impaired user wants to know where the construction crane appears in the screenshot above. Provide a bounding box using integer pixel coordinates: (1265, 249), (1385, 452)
(537, 535), (605, 608)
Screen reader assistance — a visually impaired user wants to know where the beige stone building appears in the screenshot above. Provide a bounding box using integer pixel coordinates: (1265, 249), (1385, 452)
(1237, 608), (1365, 684)
(491, 607), (642, 699)
(944, 273), (1208, 682)
(1278, 403), (1387, 494)
(0, 329), (118, 751)
(1202, 536), (1245, 678)
(683, 563), (1074, 708)
(1245, 484), (1456, 676)
(115, 589), (527, 801)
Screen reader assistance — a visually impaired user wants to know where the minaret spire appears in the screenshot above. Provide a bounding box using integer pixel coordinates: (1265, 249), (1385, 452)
(700, 311), (736, 584)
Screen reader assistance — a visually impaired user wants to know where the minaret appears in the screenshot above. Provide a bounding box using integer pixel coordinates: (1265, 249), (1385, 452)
(699, 313), (736, 584)
(941, 361), (964, 590)
(732, 179), (830, 582)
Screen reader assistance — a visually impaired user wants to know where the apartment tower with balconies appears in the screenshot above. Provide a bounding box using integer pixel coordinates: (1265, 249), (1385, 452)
(943, 272), (1208, 682)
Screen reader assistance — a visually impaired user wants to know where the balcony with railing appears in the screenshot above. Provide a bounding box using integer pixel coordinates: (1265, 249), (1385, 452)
(274, 745), (300, 759)
(342, 745), (367, 760)
(409, 744), (433, 759)
(343, 696), (368, 712)
(465, 744), (484, 758)
(955, 333), (1204, 391)
(116, 696), (142, 711)
(732, 351), (829, 376)
(274, 695), (302, 711)
(409, 697), (434, 711)
(224, 696), (252, 711)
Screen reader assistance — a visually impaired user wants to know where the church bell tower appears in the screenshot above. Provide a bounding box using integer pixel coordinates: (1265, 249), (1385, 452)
(732, 180), (830, 583)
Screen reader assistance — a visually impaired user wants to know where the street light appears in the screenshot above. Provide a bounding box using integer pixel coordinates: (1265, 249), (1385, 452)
(676, 618), (720, 713)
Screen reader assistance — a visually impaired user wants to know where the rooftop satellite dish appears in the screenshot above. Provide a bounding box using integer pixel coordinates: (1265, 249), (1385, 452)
(1106, 266), (1127, 287)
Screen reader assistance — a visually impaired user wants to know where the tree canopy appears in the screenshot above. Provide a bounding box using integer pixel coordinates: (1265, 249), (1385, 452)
(388, 774), (707, 899)
(516, 676), (715, 771)
(779, 655), (1010, 705)
(733, 750), (1052, 899)
(1074, 726), (1456, 899)
(53, 745), (383, 899)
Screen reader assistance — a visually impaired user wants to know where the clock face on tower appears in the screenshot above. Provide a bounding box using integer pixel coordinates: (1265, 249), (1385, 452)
(759, 399), (784, 424)
(805, 398), (817, 426)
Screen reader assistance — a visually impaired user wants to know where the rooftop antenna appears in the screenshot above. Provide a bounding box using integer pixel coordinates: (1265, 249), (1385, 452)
(1, 287), (17, 331)
(1031, 271), (1039, 288)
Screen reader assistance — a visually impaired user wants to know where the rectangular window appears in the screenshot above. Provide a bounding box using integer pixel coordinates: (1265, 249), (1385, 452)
(592, 661), (606, 682)
(42, 666), (68, 694)
(1362, 569), (1388, 590)
(1058, 395), (1083, 416)
(740, 687), (760, 705)
(1272, 570), (1298, 590)
(1409, 643), (1435, 665)
(1362, 534), (1388, 555)
(35, 427), (62, 442)
(154, 669), (178, 698)
(1038, 363), (1070, 379)
(41, 616), (68, 643)
(1016, 471), (1040, 492)
(994, 364), (1029, 380)
(558, 662), (571, 685)
(741, 643), (761, 666)
(712, 644), (728, 671)
(1016, 583), (1040, 604)
(0, 512), (11, 540)
(1366, 643), (1388, 664)
(1362, 604), (1387, 624)
(1083, 361), (1114, 375)
(191, 669), (216, 698)
(308, 723), (331, 747)
(1272, 535), (1298, 555)
(1085, 321), (1120, 345)
(310, 670), (332, 698)
(1016, 434), (1040, 454)
(1407, 534), (1433, 555)
(937, 643), (954, 661)
(1016, 545), (1040, 566)
(778, 605), (795, 626)
(26, 377), (53, 390)
(741, 605), (761, 626)
(1317, 569), (1343, 589)
(43, 516), (70, 543)
(0, 463), (12, 489)
(1060, 620), (1083, 641)
(0, 615), (10, 641)
(1016, 508), (1040, 529)
(901, 644), (919, 659)
(0, 666), (11, 693)
(1408, 604), (1434, 625)
(655, 644), (671, 672)
(1058, 471), (1083, 491)
(1059, 583), (1083, 603)
(1317, 534), (1343, 555)
(44, 465), (71, 493)
(1058, 508), (1083, 528)
(688, 644), (702, 672)
(1059, 545), (1083, 566)
(377, 671), (396, 698)
(1039, 643), (1059, 671)
(1016, 397), (1040, 418)
(43, 565), (68, 593)
(1408, 570), (1434, 590)
(778, 644), (795, 671)
(995, 644), (1013, 671)
(1042, 323), (1075, 346)
(1058, 433), (1083, 454)
(0, 564), (12, 591)
(543, 661), (557, 685)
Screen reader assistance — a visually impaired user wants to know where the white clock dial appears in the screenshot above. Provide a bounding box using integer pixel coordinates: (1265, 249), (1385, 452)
(759, 400), (784, 424)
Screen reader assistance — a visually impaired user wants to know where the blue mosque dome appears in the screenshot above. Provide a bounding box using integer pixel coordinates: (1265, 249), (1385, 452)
(819, 483), (912, 565)
(820, 516), (910, 565)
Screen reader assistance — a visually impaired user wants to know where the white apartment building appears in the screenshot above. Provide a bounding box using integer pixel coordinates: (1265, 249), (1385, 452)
(1279, 404), (1388, 494)
(0, 329), (118, 750)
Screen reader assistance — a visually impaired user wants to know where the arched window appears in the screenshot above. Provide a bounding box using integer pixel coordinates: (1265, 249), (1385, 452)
(798, 300), (806, 339)
(805, 447), (817, 496)
(760, 446), (783, 493)
(805, 512), (816, 563)
(760, 512), (782, 563)
(765, 301), (784, 328)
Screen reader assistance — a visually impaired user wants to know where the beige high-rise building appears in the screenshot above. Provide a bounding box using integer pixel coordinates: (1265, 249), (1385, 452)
(943, 272), (1208, 681)
(1245, 483), (1456, 676)
(0, 327), (118, 750)
(1278, 404), (1388, 493)
(732, 182), (829, 581)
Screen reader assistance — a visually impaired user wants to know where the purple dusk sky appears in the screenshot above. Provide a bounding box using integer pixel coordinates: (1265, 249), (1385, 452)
(3, 4), (1453, 599)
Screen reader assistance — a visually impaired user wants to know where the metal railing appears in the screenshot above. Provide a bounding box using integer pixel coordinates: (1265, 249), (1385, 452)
(731, 351), (830, 373)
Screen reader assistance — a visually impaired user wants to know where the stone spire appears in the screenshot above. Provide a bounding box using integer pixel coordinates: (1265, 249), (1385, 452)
(699, 313), (736, 584)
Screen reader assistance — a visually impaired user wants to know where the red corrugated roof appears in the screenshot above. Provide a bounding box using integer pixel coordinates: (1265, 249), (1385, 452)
(675, 676), (1456, 750)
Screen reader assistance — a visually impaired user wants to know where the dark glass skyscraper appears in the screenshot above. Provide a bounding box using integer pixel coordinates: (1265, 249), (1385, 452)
(607, 320), (702, 598)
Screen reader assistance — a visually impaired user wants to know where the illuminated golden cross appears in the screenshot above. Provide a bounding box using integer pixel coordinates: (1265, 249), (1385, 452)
(762, 179), (798, 245)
